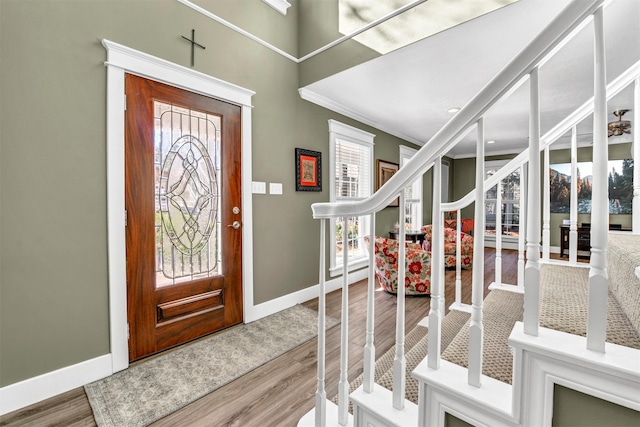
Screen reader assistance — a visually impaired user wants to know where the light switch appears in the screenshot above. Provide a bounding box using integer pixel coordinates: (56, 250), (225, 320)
(252, 181), (266, 194)
(269, 183), (283, 195)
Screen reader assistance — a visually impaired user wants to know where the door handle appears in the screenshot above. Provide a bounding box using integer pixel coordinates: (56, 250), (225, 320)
(227, 221), (241, 229)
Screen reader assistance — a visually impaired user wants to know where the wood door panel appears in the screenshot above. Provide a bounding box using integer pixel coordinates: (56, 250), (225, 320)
(156, 289), (224, 324)
(125, 74), (243, 361)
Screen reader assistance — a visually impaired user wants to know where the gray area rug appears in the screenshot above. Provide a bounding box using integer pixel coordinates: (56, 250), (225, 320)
(85, 304), (338, 427)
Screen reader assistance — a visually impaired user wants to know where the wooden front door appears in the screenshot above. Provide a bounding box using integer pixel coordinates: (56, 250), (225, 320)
(125, 74), (243, 361)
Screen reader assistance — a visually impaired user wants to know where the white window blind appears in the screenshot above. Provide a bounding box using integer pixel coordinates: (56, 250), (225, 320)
(335, 139), (371, 200)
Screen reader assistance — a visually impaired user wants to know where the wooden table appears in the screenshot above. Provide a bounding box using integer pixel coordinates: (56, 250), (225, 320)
(388, 230), (426, 244)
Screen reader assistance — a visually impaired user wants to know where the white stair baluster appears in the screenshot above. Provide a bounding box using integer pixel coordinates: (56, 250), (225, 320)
(393, 192), (407, 409)
(570, 127), (579, 264)
(469, 119), (485, 387)
(525, 67), (542, 337)
(517, 163), (527, 289)
(587, 6), (608, 353)
(455, 209), (462, 306)
(428, 159), (444, 370)
(495, 179), (503, 285)
(363, 214), (376, 393)
(633, 78), (640, 233)
(543, 146), (551, 261)
(338, 217), (349, 425)
(315, 219), (326, 427)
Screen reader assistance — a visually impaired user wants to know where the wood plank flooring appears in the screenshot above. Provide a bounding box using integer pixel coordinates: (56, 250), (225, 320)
(0, 248), (519, 427)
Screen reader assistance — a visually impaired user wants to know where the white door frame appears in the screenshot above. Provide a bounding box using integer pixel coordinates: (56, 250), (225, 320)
(103, 40), (255, 373)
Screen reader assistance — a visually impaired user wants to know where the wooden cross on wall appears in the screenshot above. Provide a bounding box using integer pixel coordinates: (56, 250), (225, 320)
(181, 29), (206, 67)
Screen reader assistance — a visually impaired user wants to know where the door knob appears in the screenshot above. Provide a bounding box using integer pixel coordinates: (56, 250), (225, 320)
(227, 221), (241, 229)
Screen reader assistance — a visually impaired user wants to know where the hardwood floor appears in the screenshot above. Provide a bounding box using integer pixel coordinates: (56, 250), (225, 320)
(0, 248), (519, 427)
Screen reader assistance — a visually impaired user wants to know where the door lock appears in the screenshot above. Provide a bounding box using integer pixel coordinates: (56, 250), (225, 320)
(232, 206), (240, 215)
(228, 221), (241, 229)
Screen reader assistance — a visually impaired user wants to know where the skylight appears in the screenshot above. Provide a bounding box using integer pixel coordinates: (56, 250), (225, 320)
(339, 0), (520, 54)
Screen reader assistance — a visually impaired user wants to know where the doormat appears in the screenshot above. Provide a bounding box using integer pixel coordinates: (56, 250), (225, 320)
(85, 304), (339, 426)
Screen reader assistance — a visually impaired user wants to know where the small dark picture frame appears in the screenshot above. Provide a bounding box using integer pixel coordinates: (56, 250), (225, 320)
(295, 148), (322, 191)
(377, 159), (399, 207)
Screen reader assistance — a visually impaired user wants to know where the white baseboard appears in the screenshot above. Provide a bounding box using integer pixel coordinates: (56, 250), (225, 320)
(0, 354), (112, 416)
(1, 270), (369, 416)
(244, 268), (369, 323)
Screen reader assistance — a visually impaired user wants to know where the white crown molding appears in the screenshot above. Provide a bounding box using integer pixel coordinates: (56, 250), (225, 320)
(301, 88), (424, 146)
(261, 0), (291, 16)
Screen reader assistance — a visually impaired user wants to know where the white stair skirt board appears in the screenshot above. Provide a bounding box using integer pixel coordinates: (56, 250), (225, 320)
(350, 385), (419, 427)
(448, 302), (473, 313)
(412, 359), (516, 427)
(509, 322), (640, 426)
(297, 400), (353, 427)
(488, 282), (524, 294)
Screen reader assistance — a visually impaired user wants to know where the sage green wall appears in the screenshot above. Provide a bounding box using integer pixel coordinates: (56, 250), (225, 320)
(552, 385), (640, 426)
(445, 386), (640, 427)
(298, 0), (380, 87)
(0, 0), (414, 387)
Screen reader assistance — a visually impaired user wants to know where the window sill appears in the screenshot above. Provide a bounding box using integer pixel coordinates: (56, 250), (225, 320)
(329, 257), (369, 278)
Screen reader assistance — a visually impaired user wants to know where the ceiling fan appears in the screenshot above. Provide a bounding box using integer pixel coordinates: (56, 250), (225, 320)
(608, 109), (631, 137)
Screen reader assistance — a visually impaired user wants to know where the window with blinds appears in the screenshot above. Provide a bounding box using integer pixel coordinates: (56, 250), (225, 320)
(328, 120), (375, 275)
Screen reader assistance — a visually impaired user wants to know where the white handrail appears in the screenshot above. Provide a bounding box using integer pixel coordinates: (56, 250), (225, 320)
(312, 0), (604, 220)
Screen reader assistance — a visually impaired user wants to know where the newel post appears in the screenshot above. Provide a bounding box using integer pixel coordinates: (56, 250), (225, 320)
(587, 6), (608, 353)
(524, 67), (541, 336)
(468, 119), (485, 387)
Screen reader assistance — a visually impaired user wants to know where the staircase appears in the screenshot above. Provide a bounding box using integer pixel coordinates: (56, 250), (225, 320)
(299, 0), (640, 425)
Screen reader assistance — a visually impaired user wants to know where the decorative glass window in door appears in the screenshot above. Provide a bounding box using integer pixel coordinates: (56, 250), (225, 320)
(154, 101), (221, 287)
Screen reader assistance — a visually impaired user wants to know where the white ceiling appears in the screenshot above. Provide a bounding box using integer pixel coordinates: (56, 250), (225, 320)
(301, 0), (639, 158)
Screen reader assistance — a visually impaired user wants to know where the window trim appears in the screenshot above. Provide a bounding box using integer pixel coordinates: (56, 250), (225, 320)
(328, 120), (375, 276)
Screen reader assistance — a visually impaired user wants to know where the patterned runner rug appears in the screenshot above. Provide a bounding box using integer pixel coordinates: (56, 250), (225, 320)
(85, 304), (338, 426)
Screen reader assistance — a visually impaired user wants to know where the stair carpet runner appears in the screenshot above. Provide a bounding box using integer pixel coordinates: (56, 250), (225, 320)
(336, 248), (640, 407)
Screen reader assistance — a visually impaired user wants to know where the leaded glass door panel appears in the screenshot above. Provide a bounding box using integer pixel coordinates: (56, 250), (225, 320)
(125, 74), (243, 361)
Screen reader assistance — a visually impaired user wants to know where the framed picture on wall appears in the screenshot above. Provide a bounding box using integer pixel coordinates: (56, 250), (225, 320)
(295, 148), (322, 191)
(377, 159), (399, 207)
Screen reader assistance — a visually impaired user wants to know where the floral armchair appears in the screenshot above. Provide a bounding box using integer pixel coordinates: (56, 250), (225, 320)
(365, 236), (431, 296)
(421, 223), (473, 269)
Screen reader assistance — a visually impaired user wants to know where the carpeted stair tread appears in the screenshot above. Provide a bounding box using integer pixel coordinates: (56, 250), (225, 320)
(332, 322), (427, 407)
(539, 263), (640, 349)
(335, 309), (471, 407)
(376, 309), (471, 404)
(441, 289), (524, 384)
(441, 263), (640, 386)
